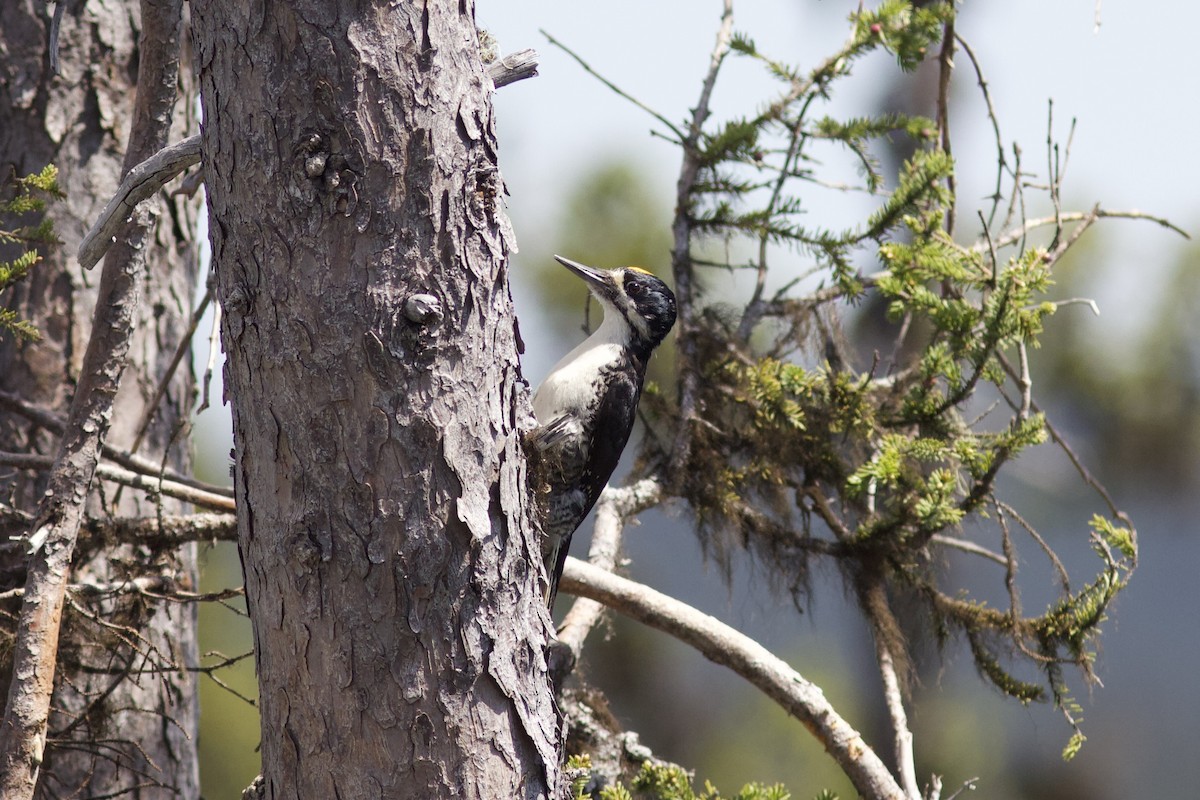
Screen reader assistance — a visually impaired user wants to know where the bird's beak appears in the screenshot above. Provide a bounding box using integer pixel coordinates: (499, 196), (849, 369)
(554, 255), (612, 292)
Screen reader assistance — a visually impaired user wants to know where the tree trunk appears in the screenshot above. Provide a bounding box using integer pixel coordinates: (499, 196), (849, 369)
(191, 1), (561, 797)
(0, 1), (201, 797)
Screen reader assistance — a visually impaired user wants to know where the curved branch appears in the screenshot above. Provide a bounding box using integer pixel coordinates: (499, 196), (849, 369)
(77, 135), (202, 270)
(559, 558), (908, 800)
(977, 209), (1190, 255)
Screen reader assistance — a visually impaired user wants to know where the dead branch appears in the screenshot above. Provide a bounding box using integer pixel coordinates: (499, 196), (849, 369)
(488, 48), (539, 88)
(0, 390), (233, 499)
(77, 136), (202, 270)
(0, 452), (235, 513)
(560, 557), (909, 800)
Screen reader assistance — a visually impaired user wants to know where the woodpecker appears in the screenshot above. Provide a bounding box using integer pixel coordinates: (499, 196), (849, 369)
(530, 255), (677, 607)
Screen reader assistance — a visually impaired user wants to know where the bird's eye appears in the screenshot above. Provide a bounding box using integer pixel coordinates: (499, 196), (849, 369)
(625, 278), (644, 297)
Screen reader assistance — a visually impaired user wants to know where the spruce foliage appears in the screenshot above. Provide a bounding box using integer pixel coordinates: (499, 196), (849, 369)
(0, 164), (62, 342)
(634, 1), (1135, 756)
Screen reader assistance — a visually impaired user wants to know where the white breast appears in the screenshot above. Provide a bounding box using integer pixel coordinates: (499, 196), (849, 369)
(533, 312), (630, 423)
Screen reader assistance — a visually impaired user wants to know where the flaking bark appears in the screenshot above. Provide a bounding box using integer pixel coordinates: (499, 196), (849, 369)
(191, 1), (561, 796)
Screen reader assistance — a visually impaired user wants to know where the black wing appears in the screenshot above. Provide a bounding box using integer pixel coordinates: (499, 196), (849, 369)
(532, 365), (643, 605)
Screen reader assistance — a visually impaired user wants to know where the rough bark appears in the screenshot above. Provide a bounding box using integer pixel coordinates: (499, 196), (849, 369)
(191, 1), (561, 797)
(0, 0), (200, 797)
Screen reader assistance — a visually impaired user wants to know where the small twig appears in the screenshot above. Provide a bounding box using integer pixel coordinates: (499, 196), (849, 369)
(197, 286), (222, 413)
(128, 288), (212, 455)
(977, 210), (999, 288)
(1046, 297), (1100, 316)
(943, 777), (979, 800)
(1007, 143), (1026, 251)
(977, 208), (1190, 253)
(994, 500), (1023, 635)
(928, 534), (1006, 566)
(955, 35), (1007, 228)
(996, 499), (1070, 592)
(539, 30), (684, 142)
(993, 351), (1135, 541)
(736, 104), (814, 343)
(559, 557), (909, 800)
(0, 452), (235, 513)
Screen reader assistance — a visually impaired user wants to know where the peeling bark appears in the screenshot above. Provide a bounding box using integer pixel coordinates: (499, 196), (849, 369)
(191, 1), (561, 796)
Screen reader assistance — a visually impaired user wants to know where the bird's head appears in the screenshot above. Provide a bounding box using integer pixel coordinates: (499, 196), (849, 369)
(554, 255), (677, 354)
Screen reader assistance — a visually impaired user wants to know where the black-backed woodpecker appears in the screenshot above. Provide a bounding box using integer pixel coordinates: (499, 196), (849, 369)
(530, 255), (677, 607)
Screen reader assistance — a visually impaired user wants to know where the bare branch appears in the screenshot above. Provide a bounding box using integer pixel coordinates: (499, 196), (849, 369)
(487, 48), (539, 88)
(855, 576), (919, 799)
(0, 575), (241, 605)
(955, 34), (1008, 228)
(77, 135), (202, 270)
(539, 30), (684, 142)
(197, 288), (223, 413)
(879, 635), (920, 800)
(979, 208), (1190, 253)
(0, 452), (235, 513)
(0, 390), (233, 499)
(84, 512), (237, 549)
(128, 288), (212, 455)
(929, 534), (1007, 566)
(560, 558), (908, 800)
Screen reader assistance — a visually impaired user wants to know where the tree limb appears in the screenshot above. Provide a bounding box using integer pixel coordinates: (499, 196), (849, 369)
(77, 136), (202, 270)
(559, 557), (909, 800)
(0, 389), (233, 498)
(0, 452), (235, 513)
(0, 1), (187, 784)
